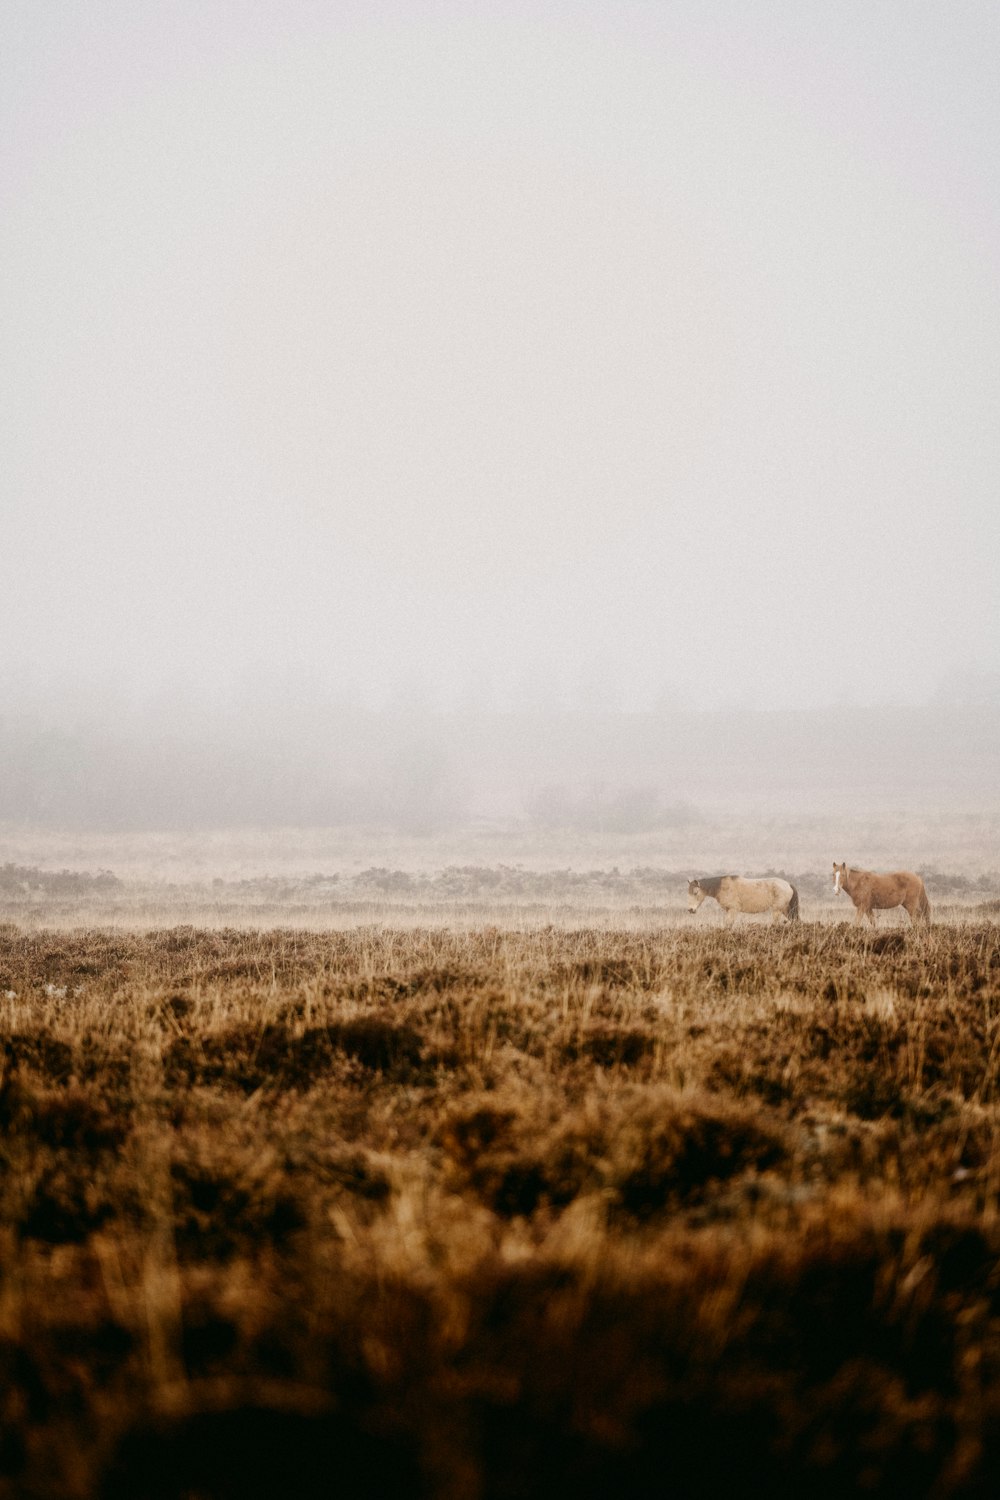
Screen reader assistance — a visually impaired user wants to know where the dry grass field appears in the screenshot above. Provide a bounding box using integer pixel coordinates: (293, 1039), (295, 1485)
(2, 911), (1000, 1498)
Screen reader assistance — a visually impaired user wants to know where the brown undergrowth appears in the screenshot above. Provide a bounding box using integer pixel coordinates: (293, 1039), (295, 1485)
(1, 922), (1000, 1497)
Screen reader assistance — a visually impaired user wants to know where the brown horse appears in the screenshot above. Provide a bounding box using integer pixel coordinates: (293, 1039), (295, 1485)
(832, 863), (930, 925)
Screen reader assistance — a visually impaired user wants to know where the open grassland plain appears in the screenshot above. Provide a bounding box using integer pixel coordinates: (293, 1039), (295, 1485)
(1, 858), (998, 932)
(2, 920), (1000, 1497)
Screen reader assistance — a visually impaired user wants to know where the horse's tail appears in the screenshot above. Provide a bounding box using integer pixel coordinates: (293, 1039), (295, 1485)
(917, 883), (931, 922)
(787, 885), (800, 922)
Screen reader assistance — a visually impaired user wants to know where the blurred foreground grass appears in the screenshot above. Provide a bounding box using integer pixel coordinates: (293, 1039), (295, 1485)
(1, 920), (1000, 1497)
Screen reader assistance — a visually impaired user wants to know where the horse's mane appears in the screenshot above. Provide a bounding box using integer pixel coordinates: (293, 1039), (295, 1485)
(697, 875), (733, 897)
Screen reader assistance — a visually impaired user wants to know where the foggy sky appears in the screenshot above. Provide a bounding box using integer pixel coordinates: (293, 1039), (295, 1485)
(4, 1), (999, 716)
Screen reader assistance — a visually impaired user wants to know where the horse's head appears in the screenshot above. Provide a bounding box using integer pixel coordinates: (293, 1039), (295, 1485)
(687, 879), (706, 913)
(832, 862), (848, 894)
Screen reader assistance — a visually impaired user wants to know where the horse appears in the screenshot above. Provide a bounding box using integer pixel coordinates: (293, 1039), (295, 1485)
(832, 863), (931, 925)
(687, 875), (799, 923)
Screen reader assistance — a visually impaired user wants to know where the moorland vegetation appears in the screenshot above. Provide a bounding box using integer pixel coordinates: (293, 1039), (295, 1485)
(2, 917), (1000, 1496)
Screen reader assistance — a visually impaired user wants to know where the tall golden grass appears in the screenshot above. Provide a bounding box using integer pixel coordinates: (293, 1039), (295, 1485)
(2, 919), (999, 1496)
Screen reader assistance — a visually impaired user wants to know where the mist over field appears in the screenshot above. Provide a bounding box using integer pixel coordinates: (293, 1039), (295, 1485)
(1, 688), (998, 836)
(1, 2), (998, 866)
(3, 1), (999, 811)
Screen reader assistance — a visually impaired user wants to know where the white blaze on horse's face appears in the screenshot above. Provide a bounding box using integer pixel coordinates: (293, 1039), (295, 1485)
(833, 863), (844, 894)
(687, 880), (705, 914)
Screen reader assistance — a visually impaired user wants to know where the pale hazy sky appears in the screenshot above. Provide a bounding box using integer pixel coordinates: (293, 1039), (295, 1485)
(4, 1), (999, 714)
